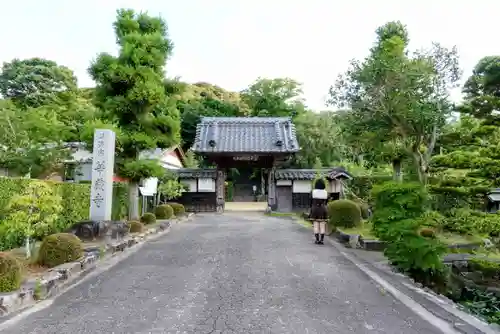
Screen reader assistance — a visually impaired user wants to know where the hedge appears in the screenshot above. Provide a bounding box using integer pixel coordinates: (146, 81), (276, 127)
(0, 178), (128, 250)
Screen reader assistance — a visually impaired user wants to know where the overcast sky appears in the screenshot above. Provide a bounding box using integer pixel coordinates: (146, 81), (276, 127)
(1, 0), (498, 110)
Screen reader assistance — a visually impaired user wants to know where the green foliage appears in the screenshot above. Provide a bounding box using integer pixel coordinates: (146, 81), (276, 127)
(329, 21), (461, 183)
(241, 77), (305, 117)
(158, 172), (185, 201)
(469, 258), (500, 280)
(128, 220), (144, 233)
(112, 183), (129, 220)
(183, 150), (199, 168)
(442, 208), (500, 236)
(371, 182), (447, 288)
(0, 58), (77, 108)
(0, 100), (70, 177)
(225, 181), (234, 202)
(167, 202), (185, 216)
(140, 212), (156, 225)
(346, 175), (393, 204)
(372, 182), (429, 232)
(456, 287), (500, 324)
(0, 253), (22, 292)
(155, 204), (173, 219)
(37, 233), (83, 268)
(0, 178), (127, 251)
(2, 181), (62, 246)
(89, 9), (181, 219)
(327, 200), (361, 228)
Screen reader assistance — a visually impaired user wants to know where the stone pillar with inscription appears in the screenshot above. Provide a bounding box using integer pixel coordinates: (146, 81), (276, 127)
(90, 129), (116, 221)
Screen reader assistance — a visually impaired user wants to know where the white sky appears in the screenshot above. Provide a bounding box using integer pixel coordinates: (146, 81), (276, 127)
(1, 0), (498, 110)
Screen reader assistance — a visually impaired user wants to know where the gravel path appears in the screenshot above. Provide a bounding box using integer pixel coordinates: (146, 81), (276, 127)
(2, 213), (442, 334)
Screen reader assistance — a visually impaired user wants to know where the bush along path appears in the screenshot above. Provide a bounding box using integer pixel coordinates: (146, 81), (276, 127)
(0, 213), (194, 318)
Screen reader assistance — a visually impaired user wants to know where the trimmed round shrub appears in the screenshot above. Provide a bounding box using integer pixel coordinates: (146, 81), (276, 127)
(155, 204), (174, 219)
(357, 202), (370, 219)
(140, 212), (156, 225)
(0, 253), (22, 292)
(327, 199), (362, 228)
(419, 227), (436, 239)
(38, 233), (83, 268)
(167, 202), (185, 216)
(128, 220), (144, 233)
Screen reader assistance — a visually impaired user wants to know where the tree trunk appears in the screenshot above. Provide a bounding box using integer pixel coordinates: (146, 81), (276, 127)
(392, 159), (402, 182)
(128, 181), (140, 220)
(412, 152), (428, 185)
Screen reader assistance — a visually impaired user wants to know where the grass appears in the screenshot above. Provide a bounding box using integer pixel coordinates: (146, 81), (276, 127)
(436, 232), (484, 245)
(267, 212), (297, 217)
(337, 222), (378, 240)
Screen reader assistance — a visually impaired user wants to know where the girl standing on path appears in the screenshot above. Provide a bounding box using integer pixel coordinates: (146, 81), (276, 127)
(310, 178), (328, 245)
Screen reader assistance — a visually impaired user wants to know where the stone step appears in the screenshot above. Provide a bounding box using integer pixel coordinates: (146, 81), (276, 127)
(224, 202), (268, 212)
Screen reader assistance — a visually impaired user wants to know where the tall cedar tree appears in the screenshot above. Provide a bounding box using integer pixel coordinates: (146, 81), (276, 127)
(89, 9), (180, 219)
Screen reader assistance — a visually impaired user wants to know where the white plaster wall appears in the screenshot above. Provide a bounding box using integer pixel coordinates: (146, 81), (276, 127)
(181, 179), (197, 192)
(292, 180), (312, 193)
(198, 178), (216, 192)
(276, 179), (292, 186)
(74, 162), (92, 182)
(330, 179), (342, 193)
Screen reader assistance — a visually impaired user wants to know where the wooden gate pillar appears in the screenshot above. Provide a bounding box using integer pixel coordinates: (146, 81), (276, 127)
(216, 168), (226, 213)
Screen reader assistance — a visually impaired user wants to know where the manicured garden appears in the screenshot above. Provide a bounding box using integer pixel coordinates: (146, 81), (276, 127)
(325, 178), (500, 325)
(0, 177), (186, 293)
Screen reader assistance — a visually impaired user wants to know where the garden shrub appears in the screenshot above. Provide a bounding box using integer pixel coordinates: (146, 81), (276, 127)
(441, 208), (500, 236)
(37, 233), (83, 268)
(155, 204), (174, 219)
(357, 201), (370, 219)
(371, 182), (447, 289)
(469, 258), (500, 280)
(128, 220), (144, 233)
(140, 212), (156, 225)
(0, 178), (129, 252)
(167, 202), (185, 216)
(327, 199), (361, 228)
(0, 252), (22, 292)
(112, 183), (129, 220)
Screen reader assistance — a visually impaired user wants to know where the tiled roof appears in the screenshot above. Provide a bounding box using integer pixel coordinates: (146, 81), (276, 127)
(275, 168), (352, 180)
(192, 117), (300, 153)
(175, 168), (217, 179)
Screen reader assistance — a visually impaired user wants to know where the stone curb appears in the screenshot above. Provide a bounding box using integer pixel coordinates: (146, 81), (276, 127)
(0, 213), (194, 318)
(288, 216), (499, 334)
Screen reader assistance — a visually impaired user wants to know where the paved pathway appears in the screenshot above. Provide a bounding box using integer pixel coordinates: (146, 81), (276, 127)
(2, 213), (443, 334)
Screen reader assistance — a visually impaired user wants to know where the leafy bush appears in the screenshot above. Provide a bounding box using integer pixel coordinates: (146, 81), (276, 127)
(128, 220), (144, 233)
(154, 204), (173, 219)
(140, 212), (156, 225)
(167, 202), (185, 216)
(0, 252), (22, 292)
(442, 208), (500, 236)
(327, 200), (361, 228)
(469, 258), (500, 280)
(357, 201), (370, 219)
(371, 182), (447, 289)
(112, 183), (129, 220)
(0, 178), (129, 251)
(37, 233), (83, 268)
(4, 181), (63, 241)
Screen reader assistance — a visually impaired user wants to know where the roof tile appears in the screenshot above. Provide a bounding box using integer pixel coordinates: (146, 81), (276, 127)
(192, 117), (300, 153)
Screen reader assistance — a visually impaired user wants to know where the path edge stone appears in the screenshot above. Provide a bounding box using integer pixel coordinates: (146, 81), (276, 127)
(0, 213), (194, 320)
